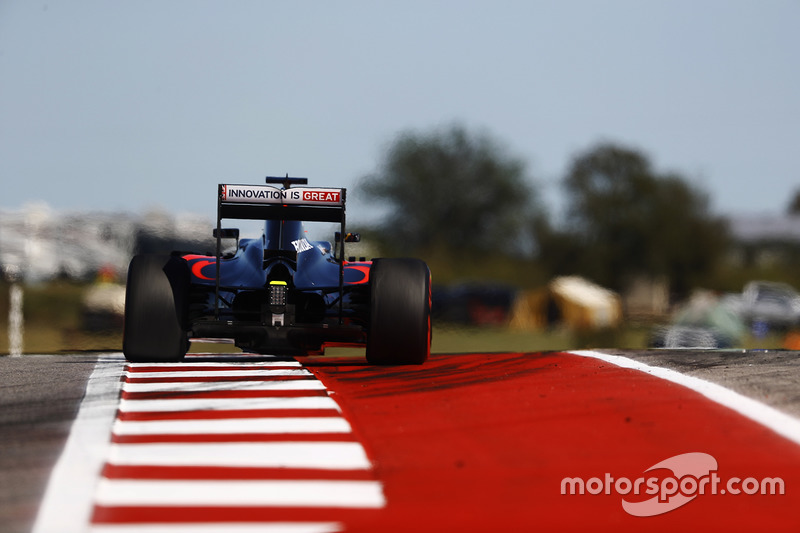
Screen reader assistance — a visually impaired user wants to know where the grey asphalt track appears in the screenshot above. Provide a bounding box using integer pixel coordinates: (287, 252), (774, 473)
(604, 348), (800, 418)
(0, 354), (99, 533)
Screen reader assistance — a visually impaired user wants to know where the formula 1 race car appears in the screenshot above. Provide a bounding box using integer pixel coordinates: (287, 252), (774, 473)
(122, 177), (431, 365)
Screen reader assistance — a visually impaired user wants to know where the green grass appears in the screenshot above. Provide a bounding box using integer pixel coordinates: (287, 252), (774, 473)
(0, 323), (649, 356)
(0, 325), (122, 354)
(0, 281), (789, 355)
(0, 324), (788, 356)
(432, 325), (628, 353)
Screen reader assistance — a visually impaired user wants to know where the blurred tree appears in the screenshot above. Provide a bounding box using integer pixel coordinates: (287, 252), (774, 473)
(788, 188), (800, 214)
(361, 125), (537, 258)
(536, 143), (729, 297)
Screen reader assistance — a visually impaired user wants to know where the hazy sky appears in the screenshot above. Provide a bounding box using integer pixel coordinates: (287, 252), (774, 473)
(1, 1), (798, 222)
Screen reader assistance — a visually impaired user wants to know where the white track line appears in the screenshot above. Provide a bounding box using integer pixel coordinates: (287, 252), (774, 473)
(33, 354), (126, 533)
(570, 350), (800, 446)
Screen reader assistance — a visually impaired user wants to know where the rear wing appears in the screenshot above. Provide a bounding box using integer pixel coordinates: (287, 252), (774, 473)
(213, 179), (349, 321)
(218, 184), (345, 223)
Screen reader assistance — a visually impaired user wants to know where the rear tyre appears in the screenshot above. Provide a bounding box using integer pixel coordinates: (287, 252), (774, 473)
(123, 254), (190, 362)
(366, 258), (431, 365)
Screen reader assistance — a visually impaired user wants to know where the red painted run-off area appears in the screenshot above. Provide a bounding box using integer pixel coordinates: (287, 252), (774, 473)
(306, 352), (800, 532)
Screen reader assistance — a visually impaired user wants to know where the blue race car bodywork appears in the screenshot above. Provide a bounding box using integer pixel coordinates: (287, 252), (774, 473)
(123, 177), (431, 365)
(183, 218), (373, 355)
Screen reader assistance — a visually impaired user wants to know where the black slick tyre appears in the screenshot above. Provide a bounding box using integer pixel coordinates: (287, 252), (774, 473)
(123, 254), (190, 362)
(366, 258), (431, 365)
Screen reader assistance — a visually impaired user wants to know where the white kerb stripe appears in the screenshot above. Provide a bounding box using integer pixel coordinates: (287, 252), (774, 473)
(125, 369), (312, 379)
(128, 361), (301, 367)
(107, 442), (372, 469)
(129, 360), (300, 366)
(112, 417), (352, 435)
(118, 396), (339, 412)
(122, 380), (326, 392)
(95, 479), (385, 508)
(570, 350), (800, 446)
(90, 524), (343, 533)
